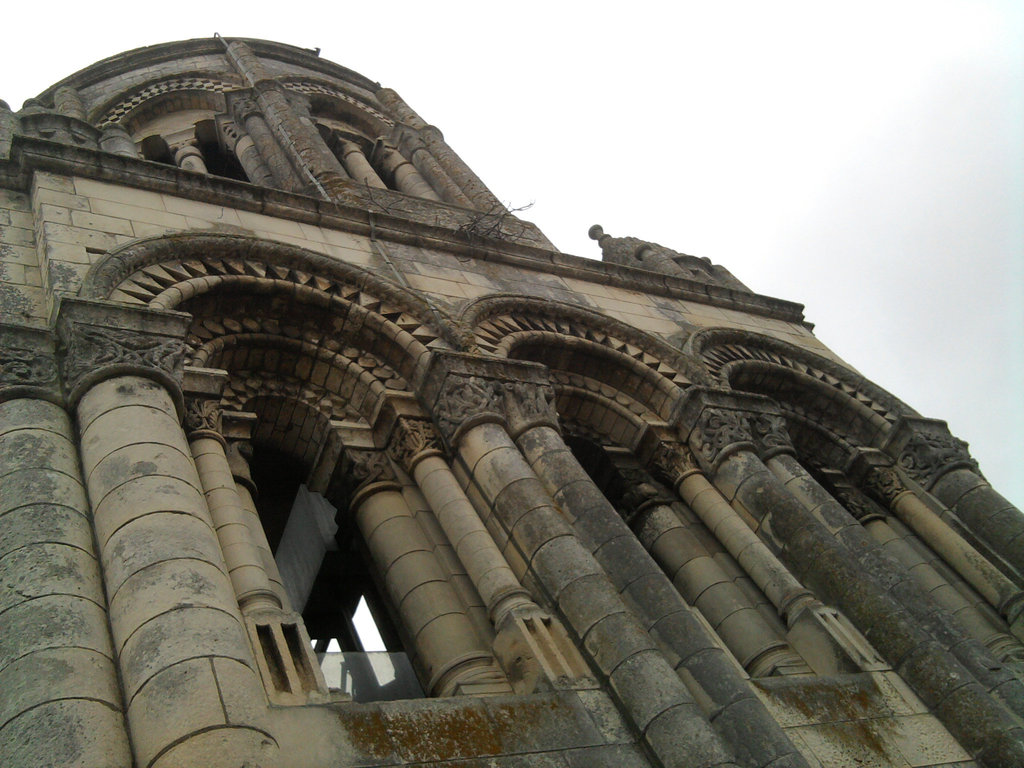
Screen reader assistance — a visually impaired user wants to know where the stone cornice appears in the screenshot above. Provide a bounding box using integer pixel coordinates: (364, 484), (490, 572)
(1, 137), (808, 326)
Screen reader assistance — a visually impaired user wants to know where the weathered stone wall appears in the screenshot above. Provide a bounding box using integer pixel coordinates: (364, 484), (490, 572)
(1, 36), (1019, 768)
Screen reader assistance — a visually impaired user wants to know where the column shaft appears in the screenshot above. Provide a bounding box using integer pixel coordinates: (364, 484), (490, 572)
(712, 447), (1024, 767)
(190, 434), (278, 612)
(458, 421), (739, 768)
(77, 376), (275, 768)
(0, 398), (131, 768)
(339, 140), (387, 189)
(516, 425), (809, 768)
(930, 468), (1024, 575)
(376, 142), (443, 200)
(354, 483), (508, 696)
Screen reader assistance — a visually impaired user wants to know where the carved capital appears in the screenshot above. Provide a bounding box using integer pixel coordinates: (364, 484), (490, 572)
(55, 299), (190, 412)
(863, 466), (911, 508)
(347, 448), (397, 489)
(691, 407), (754, 471)
(648, 441), (700, 488)
(618, 467), (674, 524)
(435, 374), (505, 442)
(503, 380), (559, 437)
(184, 397), (223, 439)
(834, 486), (887, 523)
(0, 324), (59, 403)
(386, 416), (443, 471)
(898, 430), (979, 489)
(750, 413), (795, 459)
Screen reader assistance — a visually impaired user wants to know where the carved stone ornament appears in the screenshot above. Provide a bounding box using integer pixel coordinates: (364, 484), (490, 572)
(387, 417), (443, 470)
(833, 486), (886, 523)
(618, 467), (674, 522)
(58, 321), (184, 399)
(750, 414), (794, 457)
(0, 326), (58, 396)
(692, 407), (753, 469)
(649, 441), (700, 488)
(435, 374), (504, 442)
(897, 431), (979, 488)
(864, 466), (910, 508)
(183, 397), (223, 436)
(503, 380), (558, 435)
(346, 448), (396, 489)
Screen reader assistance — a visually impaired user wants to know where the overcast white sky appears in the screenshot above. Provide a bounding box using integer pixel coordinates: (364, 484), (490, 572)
(2, 1), (1021, 507)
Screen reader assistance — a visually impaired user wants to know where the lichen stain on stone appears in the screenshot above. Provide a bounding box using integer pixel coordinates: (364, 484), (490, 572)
(341, 697), (571, 763)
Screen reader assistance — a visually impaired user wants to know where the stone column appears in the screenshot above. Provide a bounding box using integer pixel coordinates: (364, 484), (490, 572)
(225, 441), (289, 609)
(863, 465), (1024, 639)
(218, 120), (276, 186)
(622, 468), (809, 676)
(345, 446), (511, 697)
(885, 418), (1024, 573)
(230, 95), (304, 191)
(753, 412), (1024, 717)
(56, 299), (279, 768)
(99, 123), (139, 158)
(338, 140), (387, 189)
(426, 360), (742, 768)
(185, 399), (277, 611)
(53, 85), (86, 121)
(396, 129), (474, 207)
(854, 492), (1024, 663)
(225, 41), (350, 199)
(172, 142), (208, 174)
(376, 88), (506, 212)
(0, 324), (131, 768)
(677, 389), (1024, 768)
(502, 384), (809, 768)
(384, 414), (584, 693)
(373, 139), (443, 200)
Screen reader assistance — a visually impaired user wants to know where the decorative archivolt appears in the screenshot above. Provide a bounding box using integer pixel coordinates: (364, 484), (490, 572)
(94, 74), (241, 128)
(281, 77), (392, 131)
(83, 233), (463, 352)
(687, 328), (916, 429)
(462, 294), (706, 389)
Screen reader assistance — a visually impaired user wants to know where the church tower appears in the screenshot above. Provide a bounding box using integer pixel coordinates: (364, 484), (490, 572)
(2, 38), (1022, 768)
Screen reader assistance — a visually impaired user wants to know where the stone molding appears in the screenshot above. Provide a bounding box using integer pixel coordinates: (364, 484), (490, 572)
(54, 297), (191, 412)
(0, 323), (60, 403)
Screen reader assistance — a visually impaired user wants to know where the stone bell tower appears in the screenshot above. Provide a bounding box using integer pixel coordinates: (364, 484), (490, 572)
(2, 37), (1023, 768)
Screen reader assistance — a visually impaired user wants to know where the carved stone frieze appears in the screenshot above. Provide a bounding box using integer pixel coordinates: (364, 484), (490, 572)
(55, 298), (191, 410)
(59, 322), (183, 393)
(897, 430), (979, 489)
(691, 407), (754, 470)
(387, 416), (443, 471)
